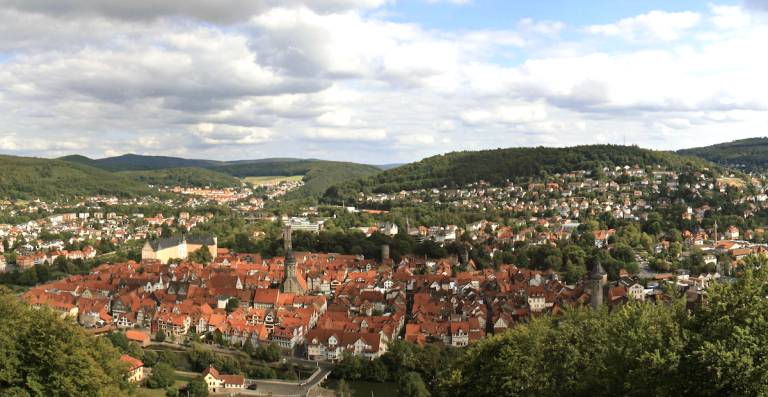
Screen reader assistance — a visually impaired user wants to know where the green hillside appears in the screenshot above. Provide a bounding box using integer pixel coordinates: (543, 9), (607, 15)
(58, 155), (168, 172)
(677, 137), (768, 169)
(99, 154), (225, 168)
(0, 155), (158, 200)
(212, 160), (382, 199)
(117, 167), (242, 189)
(322, 144), (722, 203)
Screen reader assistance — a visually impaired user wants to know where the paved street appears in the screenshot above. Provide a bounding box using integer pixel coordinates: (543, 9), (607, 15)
(162, 341), (335, 397)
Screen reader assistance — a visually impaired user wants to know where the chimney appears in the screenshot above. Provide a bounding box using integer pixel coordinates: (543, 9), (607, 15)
(284, 224), (292, 251)
(381, 245), (390, 261)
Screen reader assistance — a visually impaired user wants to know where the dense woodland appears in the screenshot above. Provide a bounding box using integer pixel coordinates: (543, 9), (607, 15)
(677, 137), (768, 170)
(58, 155), (166, 172)
(117, 168), (241, 189)
(321, 145), (723, 204)
(0, 155), (159, 200)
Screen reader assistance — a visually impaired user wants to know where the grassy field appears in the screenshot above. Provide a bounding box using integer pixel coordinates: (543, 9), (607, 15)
(718, 178), (745, 187)
(243, 175), (304, 185)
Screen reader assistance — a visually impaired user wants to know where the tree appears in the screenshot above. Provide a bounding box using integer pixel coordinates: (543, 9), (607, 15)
(187, 343), (216, 371)
(165, 388), (179, 397)
(146, 363), (176, 389)
(159, 348), (178, 367)
(334, 379), (355, 397)
(106, 331), (129, 351)
(156, 329), (166, 343)
(0, 286), (134, 396)
(143, 349), (158, 367)
(225, 298), (239, 313)
(682, 253), (768, 396)
(284, 369), (298, 381)
(265, 342), (281, 362)
(243, 338), (255, 356)
(398, 372), (430, 397)
(18, 267), (37, 286)
(126, 341), (144, 360)
(186, 375), (210, 397)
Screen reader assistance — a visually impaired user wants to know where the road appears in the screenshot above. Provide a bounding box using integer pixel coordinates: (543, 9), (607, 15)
(174, 362), (333, 397)
(636, 253), (664, 279)
(153, 341), (335, 397)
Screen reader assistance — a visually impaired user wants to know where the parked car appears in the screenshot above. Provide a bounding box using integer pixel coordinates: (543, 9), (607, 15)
(247, 384), (258, 390)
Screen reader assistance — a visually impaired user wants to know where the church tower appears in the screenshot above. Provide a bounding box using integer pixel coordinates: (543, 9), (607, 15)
(284, 224), (292, 251)
(589, 262), (608, 312)
(280, 225), (305, 295)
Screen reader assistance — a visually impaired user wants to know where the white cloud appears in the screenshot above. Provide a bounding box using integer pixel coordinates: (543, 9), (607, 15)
(709, 4), (752, 29)
(188, 123), (272, 144)
(304, 128), (386, 140)
(460, 104), (548, 125)
(435, 120), (456, 131)
(420, 0), (472, 4)
(0, 1), (767, 162)
(0, 0), (391, 24)
(585, 11), (701, 42)
(316, 108), (353, 126)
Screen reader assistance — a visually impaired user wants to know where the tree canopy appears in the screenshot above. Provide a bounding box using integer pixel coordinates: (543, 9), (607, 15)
(0, 286), (134, 396)
(435, 253), (768, 397)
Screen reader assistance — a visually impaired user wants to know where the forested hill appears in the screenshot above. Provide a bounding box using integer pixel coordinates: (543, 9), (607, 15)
(677, 137), (768, 169)
(59, 154), (314, 171)
(0, 155), (158, 200)
(116, 168), (242, 189)
(322, 145), (722, 203)
(98, 153), (225, 168)
(58, 155), (167, 172)
(212, 160), (383, 199)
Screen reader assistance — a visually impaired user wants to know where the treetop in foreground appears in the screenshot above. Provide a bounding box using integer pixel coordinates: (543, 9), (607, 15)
(0, 286), (134, 397)
(435, 253), (768, 397)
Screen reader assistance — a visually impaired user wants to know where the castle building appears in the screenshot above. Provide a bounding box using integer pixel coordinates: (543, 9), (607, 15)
(588, 262), (608, 312)
(141, 235), (217, 264)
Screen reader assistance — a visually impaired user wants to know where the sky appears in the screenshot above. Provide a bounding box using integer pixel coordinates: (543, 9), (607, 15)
(1, 0), (768, 163)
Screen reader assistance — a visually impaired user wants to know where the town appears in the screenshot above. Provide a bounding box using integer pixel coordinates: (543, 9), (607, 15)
(6, 156), (768, 395)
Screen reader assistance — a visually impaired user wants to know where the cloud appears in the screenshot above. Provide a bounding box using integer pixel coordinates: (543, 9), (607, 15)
(0, 0), (390, 24)
(744, 0), (768, 13)
(188, 123), (272, 144)
(708, 4), (752, 29)
(420, 0), (472, 4)
(460, 104), (547, 125)
(0, 1), (767, 162)
(304, 128), (386, 140)
(584, 10), (701, 42)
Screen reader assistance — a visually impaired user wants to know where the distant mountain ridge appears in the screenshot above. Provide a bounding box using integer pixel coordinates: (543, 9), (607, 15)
(59, 154), (328, 171)
(97, 154), (225, 168)
(677, 137), (768, 169)
(58, 154), (383, 193)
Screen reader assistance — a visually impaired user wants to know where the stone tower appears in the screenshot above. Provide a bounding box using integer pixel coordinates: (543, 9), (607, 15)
(381, 245), (390, 261)
(284, 224), (292, 251)
(713, 221), (718, 245)
(280, 250), (305, 295)
(589, 262), (608, 312)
